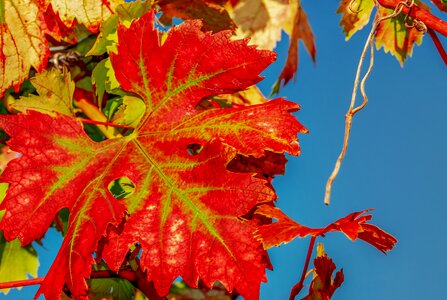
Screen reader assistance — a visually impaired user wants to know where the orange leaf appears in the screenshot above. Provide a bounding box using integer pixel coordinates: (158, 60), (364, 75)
(254, 205), (320, 248)
(320, 209), (398, 253)
(273, 4), (315, 93)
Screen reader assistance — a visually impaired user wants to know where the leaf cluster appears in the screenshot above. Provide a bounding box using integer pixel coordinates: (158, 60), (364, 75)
(2, 0), (434, 299)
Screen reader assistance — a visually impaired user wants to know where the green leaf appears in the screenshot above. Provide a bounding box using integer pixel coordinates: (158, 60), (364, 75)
(87, 265), (135, 300)
(87, 0), (153, 56)
(92, 58), (123, 107)
(87, 14), (119, 56)
(108, 176), (136, 200)
(110, 96), (146, 127)
(104, 97), (124, 120)
(0, 233), (39, 295)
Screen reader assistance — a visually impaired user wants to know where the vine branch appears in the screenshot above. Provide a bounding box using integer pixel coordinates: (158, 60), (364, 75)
(324, 1), (417, 205)
(75, 99), (122, 139)
(0, 270), (136, 290)
(377, 0), (447, 36)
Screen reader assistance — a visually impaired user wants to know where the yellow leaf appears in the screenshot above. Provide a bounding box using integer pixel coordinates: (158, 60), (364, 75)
(0, 235), (39, 295)
(0, 0), (49, 97)
(110, 95), (146, 128)
(218, 85), (268, 106)
(228, 0), (296, 50)
(337, 0), (375, 40)
(12, 68), (76, 116)
(48, 0), (121, 31)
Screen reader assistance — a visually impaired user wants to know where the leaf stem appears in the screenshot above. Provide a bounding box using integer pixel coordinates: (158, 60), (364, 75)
(0, 268), (165, 300)
(0, 270), (139, 291)
(289, 236), (316, 300)
(0, 278), (44, 289)
(79, 118), (135, 130)
(75, 99), (122, 139)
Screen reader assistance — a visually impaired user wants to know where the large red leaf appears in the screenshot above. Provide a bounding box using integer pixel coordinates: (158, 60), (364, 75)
(0, 11), (306, 300)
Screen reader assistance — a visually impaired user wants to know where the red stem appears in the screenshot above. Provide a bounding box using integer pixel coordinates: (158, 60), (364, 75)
(79, 118), (134, 130)
(289, 236), (317, 300)
(0, 278), (44, 289)
(427, 28), (447, 66)
(377, 0), (447, 37)
(0, 270), (136, 290)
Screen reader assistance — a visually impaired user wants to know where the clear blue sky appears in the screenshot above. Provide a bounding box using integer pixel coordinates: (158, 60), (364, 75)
(2, 2), (447, 299)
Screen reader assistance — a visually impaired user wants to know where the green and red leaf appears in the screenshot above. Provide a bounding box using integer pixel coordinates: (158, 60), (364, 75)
(0, 11), (306, 300)
(375, 6), (425, 65)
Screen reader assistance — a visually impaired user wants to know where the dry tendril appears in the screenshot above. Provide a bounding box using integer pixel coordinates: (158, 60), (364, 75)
(324, 0), (426, 205)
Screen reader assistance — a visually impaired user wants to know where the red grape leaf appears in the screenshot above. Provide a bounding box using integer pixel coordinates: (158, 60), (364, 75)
(0, 11), (306, 300)
(255, 205), (397, 253)
(254, 205), (320, 248)
(320, 209), (398, 253)
(301, 243), (344, 300)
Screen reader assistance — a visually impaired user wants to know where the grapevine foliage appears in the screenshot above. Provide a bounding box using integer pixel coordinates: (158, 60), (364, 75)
(12, 0), (447, 298)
